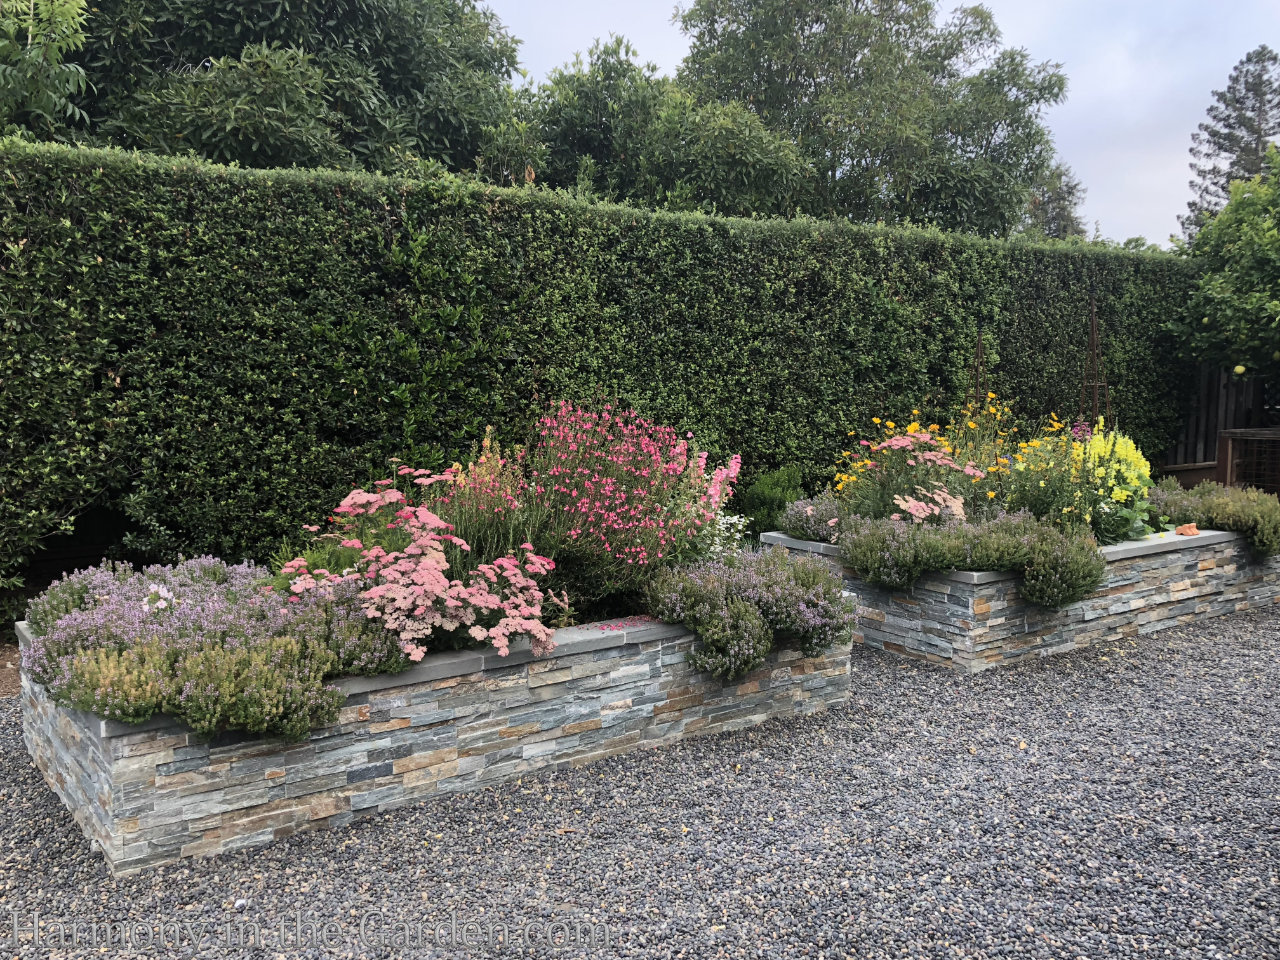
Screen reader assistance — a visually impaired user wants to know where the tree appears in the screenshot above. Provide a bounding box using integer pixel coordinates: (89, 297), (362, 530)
(521, 38), (812, 216)
(1018, 161), (1087, 239)
(1181, 45), (1280, 239)
(100, 45), (350, 169)
(61, 0), (519, 172)
(1180, 146), (1280, 381)
(677, 0), (1066, 235)
(0, 0), (88, 135)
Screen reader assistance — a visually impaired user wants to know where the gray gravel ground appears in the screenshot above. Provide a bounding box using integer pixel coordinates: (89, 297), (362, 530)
(1, 611), (1278, 960)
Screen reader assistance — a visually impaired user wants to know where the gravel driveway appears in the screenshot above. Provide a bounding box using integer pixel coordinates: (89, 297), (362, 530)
(1, 610), (1277, 959)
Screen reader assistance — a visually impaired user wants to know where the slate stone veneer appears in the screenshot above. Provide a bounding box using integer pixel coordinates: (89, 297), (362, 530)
(761, 529), (1280, 672)
(18, 619), (851, 874)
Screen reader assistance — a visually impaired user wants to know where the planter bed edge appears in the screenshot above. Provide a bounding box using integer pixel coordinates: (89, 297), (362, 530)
(17, 618), (852, 874)
(761, 529), (1280, 671)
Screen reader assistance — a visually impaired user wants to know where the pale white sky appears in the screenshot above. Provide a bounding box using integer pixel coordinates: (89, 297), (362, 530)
(483, 0), (1280, 245)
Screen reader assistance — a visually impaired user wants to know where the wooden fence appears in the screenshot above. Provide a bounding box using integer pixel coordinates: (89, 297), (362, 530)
(1162, 369), (1278, 487)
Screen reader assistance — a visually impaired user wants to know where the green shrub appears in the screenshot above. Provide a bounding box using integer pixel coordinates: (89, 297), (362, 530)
(1149, 479), (1280, 558)
(737, 464), (806, 534)
(1019, 531), (1109, 608)
(835, 512), (1105, 608)
(837, 516), (967, 589)
(1, 139), (1199, 590)
(24, 557), (407, 739)
(778, 492), (843, 542)
(649, 547), (856, 682)
(172, 637), (344, 741)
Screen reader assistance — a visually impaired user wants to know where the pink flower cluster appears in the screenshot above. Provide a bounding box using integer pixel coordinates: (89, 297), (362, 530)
(861, 432), (985, 479)
(527, 402), (741, 565)
(284, 488), (557, 663)
(890, 485), (968, 524)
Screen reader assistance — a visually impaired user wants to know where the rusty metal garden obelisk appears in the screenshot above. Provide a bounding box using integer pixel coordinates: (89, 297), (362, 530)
(1078, 290), (1112, 426)
(969, 318), (989, 408)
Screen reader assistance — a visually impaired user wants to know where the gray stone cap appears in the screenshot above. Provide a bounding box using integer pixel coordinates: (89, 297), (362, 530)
(762, 528), (1243, 582)
(13, 617), (688, 740)
(1099, 529), (1238, 560)
(759, 531), (842, 558)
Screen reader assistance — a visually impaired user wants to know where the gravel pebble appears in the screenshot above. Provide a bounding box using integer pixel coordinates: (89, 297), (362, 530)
(1, 611), (1278, 959)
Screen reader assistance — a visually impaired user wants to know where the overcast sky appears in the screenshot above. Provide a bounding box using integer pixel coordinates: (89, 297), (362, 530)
(483, 1), (1280, 245)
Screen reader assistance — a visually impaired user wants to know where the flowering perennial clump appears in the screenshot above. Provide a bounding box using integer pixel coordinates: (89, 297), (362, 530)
(1007, 415), (1155, 544)
(649, 547), (856, 681)
(277, 480), (558, 663)
(23, 558), (397, 739)
(432, 402), (742, 614)
(832, 396), (1157, 546)
(834, 405), (999, 521)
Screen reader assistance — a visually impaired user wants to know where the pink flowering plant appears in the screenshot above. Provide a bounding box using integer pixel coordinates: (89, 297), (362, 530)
(836, 427), (991, 521)
(430, 402), (742, 617)
(890, 485), (967, 524)
(272, 476), (558, 664)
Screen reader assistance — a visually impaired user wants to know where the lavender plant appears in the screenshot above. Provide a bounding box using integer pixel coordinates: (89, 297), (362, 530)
(650, 547), (856, 681)
(836, 511), (1105, 608)
(23, 557), (408, 739)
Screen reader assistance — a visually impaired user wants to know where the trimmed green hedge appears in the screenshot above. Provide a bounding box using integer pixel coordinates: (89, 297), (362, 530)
(1, 140), (1200, 581)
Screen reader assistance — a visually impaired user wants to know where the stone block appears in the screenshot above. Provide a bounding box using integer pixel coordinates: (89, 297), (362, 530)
(19, 619), (851, 874)
(773, 530), (1279, 674)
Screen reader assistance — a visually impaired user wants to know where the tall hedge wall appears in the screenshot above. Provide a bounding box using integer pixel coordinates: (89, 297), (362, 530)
(1, 139), (1199, 581)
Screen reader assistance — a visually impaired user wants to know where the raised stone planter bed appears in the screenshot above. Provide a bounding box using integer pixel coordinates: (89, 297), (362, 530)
(18, 618), (851, 874)
(761, 529), (1280, 673)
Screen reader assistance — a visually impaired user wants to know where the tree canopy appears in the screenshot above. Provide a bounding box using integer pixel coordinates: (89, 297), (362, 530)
(1019, 162), (1088, 240)
(0, 0), (1087, 236)
(0, 0), (88, 135)
(514, 38), (812, 216)
(676, 0), (1067, 235)
(64, 0), (520, 171)
(1181, 45), (1280, 240)
(1182, 146), (1280, 382)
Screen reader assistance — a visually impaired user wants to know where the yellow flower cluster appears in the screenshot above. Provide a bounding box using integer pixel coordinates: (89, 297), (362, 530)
(1009, 416), (1153, 540)
(834, 396), (1155, 544)
(1075, 422), (1151, 506)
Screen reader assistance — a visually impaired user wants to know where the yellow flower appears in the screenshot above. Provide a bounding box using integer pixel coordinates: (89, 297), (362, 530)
(872, 417), (881, 424)
(906, 422), (921, 433)
(886, 421), (896, 430)
(967, 421), (978, 430)
(986, 490), (996, 499)
(912, 409), (920, 415)
(987, 392), (997, 400)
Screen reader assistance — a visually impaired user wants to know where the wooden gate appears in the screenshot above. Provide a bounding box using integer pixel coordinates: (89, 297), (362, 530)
(1162, 368), (1276, 487)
